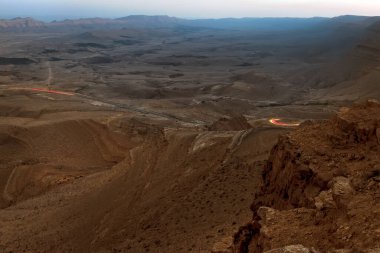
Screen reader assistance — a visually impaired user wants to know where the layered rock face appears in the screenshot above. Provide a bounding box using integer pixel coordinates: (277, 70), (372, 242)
(233, 101), (380, 252)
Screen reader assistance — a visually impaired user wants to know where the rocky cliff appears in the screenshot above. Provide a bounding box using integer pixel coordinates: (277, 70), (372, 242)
(233, 100), (380, 253)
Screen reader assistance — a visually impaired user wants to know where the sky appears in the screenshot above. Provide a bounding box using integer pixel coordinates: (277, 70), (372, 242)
(0, 0), (379, 20)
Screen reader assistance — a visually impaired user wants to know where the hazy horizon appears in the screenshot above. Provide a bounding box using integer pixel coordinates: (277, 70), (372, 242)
(1, 0), (379, 21)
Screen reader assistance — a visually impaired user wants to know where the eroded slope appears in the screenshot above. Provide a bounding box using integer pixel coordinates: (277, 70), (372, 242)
(0, 95), (287, 252)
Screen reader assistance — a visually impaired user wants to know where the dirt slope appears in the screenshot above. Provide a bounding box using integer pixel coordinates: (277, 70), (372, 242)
(0, 118), (130, 208)
(0, 97), (287, 252)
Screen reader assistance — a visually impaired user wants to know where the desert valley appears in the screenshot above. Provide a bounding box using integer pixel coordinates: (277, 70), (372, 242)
(0, 14), (379, 252)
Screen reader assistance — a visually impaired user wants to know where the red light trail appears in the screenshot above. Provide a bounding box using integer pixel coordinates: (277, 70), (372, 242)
(269, 118), (300, 127)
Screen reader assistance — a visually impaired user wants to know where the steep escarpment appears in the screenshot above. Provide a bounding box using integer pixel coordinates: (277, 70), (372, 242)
(353, 20), (380, 67)
(233, 101), (380, 252)
(307, 20), (380, 101)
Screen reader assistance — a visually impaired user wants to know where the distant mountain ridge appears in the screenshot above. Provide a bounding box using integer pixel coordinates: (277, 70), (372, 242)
(0, 15), (378, 32)
(0, 17), (45, 30)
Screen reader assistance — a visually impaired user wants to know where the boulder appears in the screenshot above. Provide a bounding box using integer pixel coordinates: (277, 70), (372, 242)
(264, 244), (312, 253)
(330, 177), (354, 208)
(257, 206), (277, 221)
(314, 190), (336, 210)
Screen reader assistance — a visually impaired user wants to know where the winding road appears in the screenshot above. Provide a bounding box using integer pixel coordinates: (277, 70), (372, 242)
(2, 85), (205, 125)
(2, 64), (302, 128)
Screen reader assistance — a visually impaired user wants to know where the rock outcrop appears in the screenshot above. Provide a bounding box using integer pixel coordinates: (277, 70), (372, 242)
(233, 101), (380, 252)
